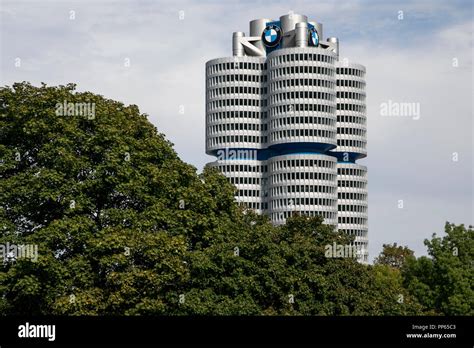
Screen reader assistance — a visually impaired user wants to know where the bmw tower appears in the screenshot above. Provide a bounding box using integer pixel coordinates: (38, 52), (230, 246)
(205, 13), (368, 262)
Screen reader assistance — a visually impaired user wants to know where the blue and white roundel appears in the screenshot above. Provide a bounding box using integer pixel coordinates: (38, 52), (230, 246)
(309, 27), (319, 47)
(262, 25), (282, 47)
(265, 28), (278, 42)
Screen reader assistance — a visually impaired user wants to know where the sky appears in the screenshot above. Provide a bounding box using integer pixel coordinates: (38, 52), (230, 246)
(1, 0), (472, 262)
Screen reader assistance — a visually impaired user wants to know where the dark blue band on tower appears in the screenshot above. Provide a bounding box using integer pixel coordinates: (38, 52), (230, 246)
(331, 151), (366, 163)
(210, 142), (337, 160)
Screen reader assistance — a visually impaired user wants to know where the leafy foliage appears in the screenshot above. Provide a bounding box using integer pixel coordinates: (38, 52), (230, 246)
(374, 243), (414, 269)
(401, 223), (473, 315)
(0, 83), (469, 316)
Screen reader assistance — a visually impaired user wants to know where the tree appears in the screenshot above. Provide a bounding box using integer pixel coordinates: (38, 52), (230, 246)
(0, 82), (204, 314)
(374, 243), (414, 269)
(402, 223), (474, 315)
(0, 82), (434, 316)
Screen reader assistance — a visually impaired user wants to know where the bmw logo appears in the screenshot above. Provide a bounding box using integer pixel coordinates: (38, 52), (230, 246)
(262, 25), (282, 48)
(308, 27), (319, 47)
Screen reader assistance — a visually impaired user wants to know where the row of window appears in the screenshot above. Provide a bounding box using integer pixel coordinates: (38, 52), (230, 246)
(337, 115), (366, 125)
(238, 201), (269, 210)
(338, 180), (367, 189)
(338, 192), (367, 200)
(239, 204), (367, 217)
(270, 78), (335, 91)
(336, 91), (366, 101)
(270, 103), (335, 116)
(272, 197), (337, 209)
(271, 90), (334, 103)
(224, 178), (366, 196)
(208, 86), (267, 98)
(336, 79), (365, 88)
(208, 135), (267, 146)
(218, 164), (268, 173)
(273, 185), (337, 195)
(271, 115), (336, 128)
(208, 86), (366, 102)
(207, 111), (268, 122)
(230, 177), (262, 185)
(272, 158), (335, 170)
(269, 53), (335, 67)
(272, 172), (337, 183)
(208, 61), (266, 74)
(208, 98), (267, 109)
(207, 74), (267, 87)
(337, 168), (366, 177)
(336, 67), (365, 77)
(237, 189), (261, 197)
(272, 210), (337, 223)
(338, 127), (366, 137)
(338, 216), (368, 225)
(336, 139), (366, 149)
(207, 114), (364, 129)
(234, 186), (367, 202)
(207, 101), (362, 116)
(271, 128), (336, 141)
(270, 65), (335, 79)
(338, 205), (367, 213)
(208, 86), (365, 103)
(337, 103), (366, 112)
(209, 123), (267, 133)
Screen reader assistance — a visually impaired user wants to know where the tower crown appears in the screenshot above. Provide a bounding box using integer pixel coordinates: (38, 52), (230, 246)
(233, 14), (335, 57)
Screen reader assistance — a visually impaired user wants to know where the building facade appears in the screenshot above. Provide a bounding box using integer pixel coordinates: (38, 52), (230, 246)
(205, 14), (368, 262)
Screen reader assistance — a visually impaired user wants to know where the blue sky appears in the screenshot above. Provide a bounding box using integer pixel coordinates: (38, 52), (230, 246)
(1, 0), (472, 262)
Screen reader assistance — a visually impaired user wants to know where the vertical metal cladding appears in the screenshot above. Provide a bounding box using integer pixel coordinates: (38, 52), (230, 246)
(205, 14), (368, 262)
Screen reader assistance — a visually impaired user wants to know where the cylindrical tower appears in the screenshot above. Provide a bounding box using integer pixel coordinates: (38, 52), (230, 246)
(334, 62), (368, 262)
(205, 13), (369, 261)
(266, 46), (338, 225)
(267, 47), (337, 150)
(206, 56), (267, 155)
(268, 153), (338, 226)
(205, 56), (268, 212)
(335, 62), (367, 159)
(336, 162), (368, 262)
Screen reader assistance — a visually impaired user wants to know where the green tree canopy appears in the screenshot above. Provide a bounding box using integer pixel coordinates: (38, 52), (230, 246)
(374, 243), (414, 269)
(401, 223), (473, 315)
(1, 82), (468, 316)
